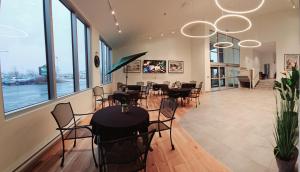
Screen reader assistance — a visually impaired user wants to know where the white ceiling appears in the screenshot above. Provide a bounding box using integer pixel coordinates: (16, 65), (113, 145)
(71, 0), (298, 48)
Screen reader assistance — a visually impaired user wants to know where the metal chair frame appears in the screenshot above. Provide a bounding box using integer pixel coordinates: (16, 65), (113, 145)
(51, 102), (98, 167)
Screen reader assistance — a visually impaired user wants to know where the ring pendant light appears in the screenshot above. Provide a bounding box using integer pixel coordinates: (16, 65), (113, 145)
(214, 0), (265, 14)
(213, 41), (233, 49)
(214, 14), (252, 34)
(238, 40), (262, 48)
(180, 20), (217, 38)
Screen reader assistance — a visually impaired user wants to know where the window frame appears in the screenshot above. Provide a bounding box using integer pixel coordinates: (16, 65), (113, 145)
(2, 0), (92, 117)
(100, 38), (112, 85)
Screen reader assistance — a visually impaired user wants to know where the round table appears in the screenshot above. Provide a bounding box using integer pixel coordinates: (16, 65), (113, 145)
(90, 106), (149, 140)
(168, 88), (192, 98)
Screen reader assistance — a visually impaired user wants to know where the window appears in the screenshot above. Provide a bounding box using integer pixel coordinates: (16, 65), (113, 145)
(0, 0), (90, 115)
(77, 19), (88, 90)
(0, 0), (48, 113)
(100, 40), (112, 85)
(52, 0), (74, 97)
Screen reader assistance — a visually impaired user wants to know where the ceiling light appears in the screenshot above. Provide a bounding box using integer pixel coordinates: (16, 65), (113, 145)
(238, 40), (262, 48)
(214, 14), (252, 34)
(160, 33), (164, 37)
(148, 37), (152, 40)
(293, 5), (296, 8)
(115, 22), (119, 26)
(214, 0), (265, 14)
(171, 31), (176, 34)
(111, 10), (115, 15)
(118, 30), (122, 33)
(180, 20), (217, 38)
(213, 42), (233, 49)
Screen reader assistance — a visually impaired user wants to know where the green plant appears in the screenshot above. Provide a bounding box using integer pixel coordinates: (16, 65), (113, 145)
(273, 68), (299, 161)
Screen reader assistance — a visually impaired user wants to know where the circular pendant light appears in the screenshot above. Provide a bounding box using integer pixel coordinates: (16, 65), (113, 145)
(180, 20), (217, 38)
(214, 14), (252, 34)
(214, 0), (265, 14)
(238, 40), (262, 48)
(213, 41), (233, 49)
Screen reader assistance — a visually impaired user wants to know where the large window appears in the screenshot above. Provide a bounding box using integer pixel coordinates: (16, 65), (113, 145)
(0, 0), (90, 115)
(0, 0), (48, 112)
(77, 19), (88, 90)
(52, 0), (74, 97)
(100, 40), (112, 85)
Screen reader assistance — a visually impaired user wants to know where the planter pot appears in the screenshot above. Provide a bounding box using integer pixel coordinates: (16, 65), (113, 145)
(275, 148), (298, 172)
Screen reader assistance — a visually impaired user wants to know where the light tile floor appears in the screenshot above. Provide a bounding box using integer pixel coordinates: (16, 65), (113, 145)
(180, 88), (280, 172)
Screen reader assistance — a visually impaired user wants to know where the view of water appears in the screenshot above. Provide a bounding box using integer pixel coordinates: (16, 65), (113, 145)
(3, 79), (87, 113)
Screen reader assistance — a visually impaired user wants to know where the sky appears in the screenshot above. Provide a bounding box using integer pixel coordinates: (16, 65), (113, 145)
(0, 0), (87, 75)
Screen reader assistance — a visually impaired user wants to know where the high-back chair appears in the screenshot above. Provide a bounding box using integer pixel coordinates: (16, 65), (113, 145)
(190, 80), (197, 84)
(148, 98), (178, 150)
(97, 130), (156, 172)
(140, 85), (150, 108)
(93, 86), (108, 110)
(51, 102), (98, 167)
(189, 87), (201, 107)
(174, 81), (181, 88)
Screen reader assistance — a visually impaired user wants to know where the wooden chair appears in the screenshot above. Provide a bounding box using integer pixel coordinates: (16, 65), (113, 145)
(51, 102), (98, 167)
(148, 98), (178, 150)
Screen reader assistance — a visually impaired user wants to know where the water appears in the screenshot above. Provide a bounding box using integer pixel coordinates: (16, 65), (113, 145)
(2, 79), (87, 113)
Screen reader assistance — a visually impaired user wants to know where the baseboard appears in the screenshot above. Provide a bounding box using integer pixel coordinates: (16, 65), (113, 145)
(12, 119), (81, 172)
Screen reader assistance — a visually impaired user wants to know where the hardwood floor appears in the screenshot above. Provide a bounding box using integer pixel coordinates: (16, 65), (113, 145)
(24, 94), (229, 172)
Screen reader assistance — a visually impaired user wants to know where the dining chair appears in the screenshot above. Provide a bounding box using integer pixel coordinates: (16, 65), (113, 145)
(136, 81), (145, 86)
(189, 87), (201, 107)
(174, 81), (181, 88)
(148, 98), (178, 150)
(140, 85), (150, 108)
(199, 81), (203, 94)
(93, 86), (109, 110)
(51, 102), (98, 167)
(97, 129), (156, 172)
(190, 80), (197, 85)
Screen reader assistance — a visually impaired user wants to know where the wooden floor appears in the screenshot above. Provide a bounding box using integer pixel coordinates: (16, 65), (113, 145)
(24, 94), (229, 172)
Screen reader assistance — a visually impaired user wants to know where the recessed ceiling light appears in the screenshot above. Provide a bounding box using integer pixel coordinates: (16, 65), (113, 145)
(213, 42), (233, 49)
(118, 30), (122, 33)
(111, 10), (115, 15)
(214, 14), (252, 34)
(180, 20), (217, 38)
(293, 5), (296, 8)
(149, 37), (152, 40)
(115, 22), (119, 26)
(171, 31), (176, 34)
(160, 33), (164, 37)
(238, 40), (262, 48)
(214, 0), (265, 14)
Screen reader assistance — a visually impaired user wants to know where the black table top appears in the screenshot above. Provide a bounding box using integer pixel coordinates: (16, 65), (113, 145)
(90, 106), (149, 140)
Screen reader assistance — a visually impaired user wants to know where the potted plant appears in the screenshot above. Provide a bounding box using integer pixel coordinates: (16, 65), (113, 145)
(273, 68), (299, 172)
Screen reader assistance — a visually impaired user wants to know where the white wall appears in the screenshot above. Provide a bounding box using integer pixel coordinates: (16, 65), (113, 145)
(113, 35), (192, 88)
(238, 10), (300, 79)
(0, 25), (112, 172)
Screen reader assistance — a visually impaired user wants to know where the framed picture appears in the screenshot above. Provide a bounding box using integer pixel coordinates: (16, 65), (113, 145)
(284, 54), (300, 70)
(168, 60), (184, 73)
(123, 60), (141, 73)
(143, 60), (167, 73)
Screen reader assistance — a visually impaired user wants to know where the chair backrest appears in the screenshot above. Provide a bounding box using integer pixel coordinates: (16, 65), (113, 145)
(174, 81), (181, 88)
(159, 98), (177, 119)
(113, 92), (130, 105)
(117, 82), (124, 90)
(190, 80), (197, 84)
(181, 83), (196, 89)
(163, 81), (170, 86)
(136, 82), (144, 86)
(93, 86), (104, 97)
(199, 82), (203, 89)
(51, 102), (75, 129)
(141, 85), (150, 95)
(99, 130), (156, 165)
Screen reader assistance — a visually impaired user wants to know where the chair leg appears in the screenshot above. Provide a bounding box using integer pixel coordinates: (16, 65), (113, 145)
(170, 129), (175, 150)
(61, 139), (65, 167)
(91, 137), (98, 168)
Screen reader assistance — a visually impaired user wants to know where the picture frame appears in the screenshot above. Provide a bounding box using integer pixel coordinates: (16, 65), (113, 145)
(168, 60), (184, 73)
(143, 60), (167, 73)
(284, 54), (300, 71)
(123, 60), (141, 73)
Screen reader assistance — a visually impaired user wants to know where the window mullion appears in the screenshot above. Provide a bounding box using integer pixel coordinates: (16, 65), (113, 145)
(71, 13), (79, 92)
(85, 27), (91, 88)
(44, 0), (57, 99)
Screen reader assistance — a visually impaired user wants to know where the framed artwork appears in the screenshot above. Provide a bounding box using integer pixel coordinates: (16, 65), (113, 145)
(143, 60), (167, 73)
(284, 54), (300, 70)
(168, 60), (184, 73)
(123, 60), (141, 73)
